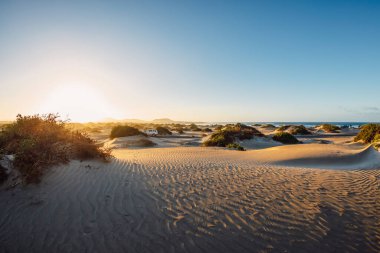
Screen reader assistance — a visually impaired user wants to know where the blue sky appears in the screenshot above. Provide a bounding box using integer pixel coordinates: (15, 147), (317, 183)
(0, 0), (379, 122)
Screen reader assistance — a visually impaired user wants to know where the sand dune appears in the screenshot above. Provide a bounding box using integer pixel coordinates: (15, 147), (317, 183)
(1, 147), (379, 252)
(248, 143), (380, 170)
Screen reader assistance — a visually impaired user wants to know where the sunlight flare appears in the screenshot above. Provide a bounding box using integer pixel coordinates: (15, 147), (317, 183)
(37, 83), (119, 122)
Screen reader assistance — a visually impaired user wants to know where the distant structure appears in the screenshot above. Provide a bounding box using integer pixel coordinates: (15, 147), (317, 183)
(144, 129), (158, 136)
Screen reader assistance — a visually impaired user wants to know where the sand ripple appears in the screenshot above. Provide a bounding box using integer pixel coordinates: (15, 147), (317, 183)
(0, 147), (379, 252)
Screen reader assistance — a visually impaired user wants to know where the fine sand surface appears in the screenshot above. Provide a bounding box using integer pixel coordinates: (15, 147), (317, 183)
(1, 146), (380, 252)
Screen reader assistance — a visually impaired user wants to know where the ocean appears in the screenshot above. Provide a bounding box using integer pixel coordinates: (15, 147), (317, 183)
(199, 122), (376, 128)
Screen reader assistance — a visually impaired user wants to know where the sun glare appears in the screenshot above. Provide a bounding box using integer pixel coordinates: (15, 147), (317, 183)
(37, 84), (118, 122)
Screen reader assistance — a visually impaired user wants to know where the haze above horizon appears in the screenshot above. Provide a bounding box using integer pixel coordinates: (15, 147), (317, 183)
(1, 0), (379, 122)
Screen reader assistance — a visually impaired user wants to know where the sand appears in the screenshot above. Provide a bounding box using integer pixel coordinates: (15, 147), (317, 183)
(0, 145), (379, 252)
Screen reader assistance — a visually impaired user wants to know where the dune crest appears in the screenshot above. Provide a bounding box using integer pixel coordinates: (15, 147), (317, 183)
(247, 144), (380, 170)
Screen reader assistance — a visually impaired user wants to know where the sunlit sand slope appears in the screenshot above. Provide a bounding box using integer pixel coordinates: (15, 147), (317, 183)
(0, 147), (379, 252)
(248, 144), (380, 169)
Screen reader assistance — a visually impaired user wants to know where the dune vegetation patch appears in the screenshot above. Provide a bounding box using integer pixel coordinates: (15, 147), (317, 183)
(261, 124), (276, 129)
(319, 124), (341, 133)
(0, 114), (111, 183)
(175, 127), (184, 134)
(126, 139), (156, 147)
(156, 126), (172, 135)
(278, 125), (311, 135)
(110, 125), (145, 139)
(202, 128), (212, 132)
(277, 125), (290, 131)
(203, 123), (263, 147)
(226, 143), (246, 151)
(354, 124), (380, 145)
(272, 132), (300, 144)
(190, 123), (202, 131)
(0, 164), (8, 183)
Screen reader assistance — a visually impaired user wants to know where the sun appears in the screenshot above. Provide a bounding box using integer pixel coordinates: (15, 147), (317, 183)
(37, 83), (119, 122)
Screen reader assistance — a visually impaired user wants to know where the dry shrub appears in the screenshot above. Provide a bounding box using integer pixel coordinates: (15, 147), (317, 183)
(203, 123), (263, 147)
(272, 132), (300, 144)
(110, 125), (144, 139)
(0, 114), (112, 183)
(354, 124), (380, 144)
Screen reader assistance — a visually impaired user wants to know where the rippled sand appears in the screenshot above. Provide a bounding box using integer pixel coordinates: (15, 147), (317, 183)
(0, 147), (379, 252)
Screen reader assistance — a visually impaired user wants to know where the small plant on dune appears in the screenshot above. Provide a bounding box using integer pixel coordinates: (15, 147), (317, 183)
(214, 125), (223, 131)
(278, 125), (311, 135)
(156, 126), (172, 135)
(203, 123), (263, 147)
(0, 163), (8, 183)
(202, 128), (212, 132)
(137, 139), (156, 147)
(373, 134), (380, 150)
(277, 125), (290, 131)
(354, 124), (380, 144)
(0, 114), (111, 183)
(261, 124), (276, 128)
(190, 123), (201, 131)
(320, 124), (341, 133)
(204, 132), (232, 147)
(272, 132), (300, 144)
(226, 143), (246, 151)
(110, 125), (144, 139)
(373, 133), (380, 143)
(174, 127), (184, 134)
(288, 125), (311, 135)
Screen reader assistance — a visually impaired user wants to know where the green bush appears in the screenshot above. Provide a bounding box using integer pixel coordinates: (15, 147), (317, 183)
(203, 132), (232, 147)
(288, 125), (311, 135)
(203, 123), (263, 147)
(175, 128), (184, 134)
(278, 125), (290, 131)
(0, 163), (8, 183)
(202, 128), (212, 132)
(156, 126), (172, 135)
(138, 139), (156, 147)
(373, 134), (380, 150)
(110, 125), (143, 139)
(0, 114), (111, 183)
(226, 143), (246, 151)
(320, 124), (340, 133)
(272, 132), (299, 144)
(214, 125), (223, 131)
(354, 124), (380, 144)
(261, 124), (275, 128)
(278, 125), (311, 134)
(373, 133), (380, 143)
(189, 123), (201, 131)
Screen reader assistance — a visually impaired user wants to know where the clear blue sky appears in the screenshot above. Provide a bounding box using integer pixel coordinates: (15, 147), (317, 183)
(0, 0), (379, 122)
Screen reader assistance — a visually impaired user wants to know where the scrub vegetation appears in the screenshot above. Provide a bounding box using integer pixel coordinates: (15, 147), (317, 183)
(0, 114), (111, 183)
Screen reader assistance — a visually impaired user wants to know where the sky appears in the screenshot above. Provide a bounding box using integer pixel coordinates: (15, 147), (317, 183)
(0, 0), (379, 122)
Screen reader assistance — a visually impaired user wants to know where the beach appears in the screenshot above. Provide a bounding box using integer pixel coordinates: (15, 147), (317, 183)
(1, 144), (379, 252)
(2, 1), (380, 252)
